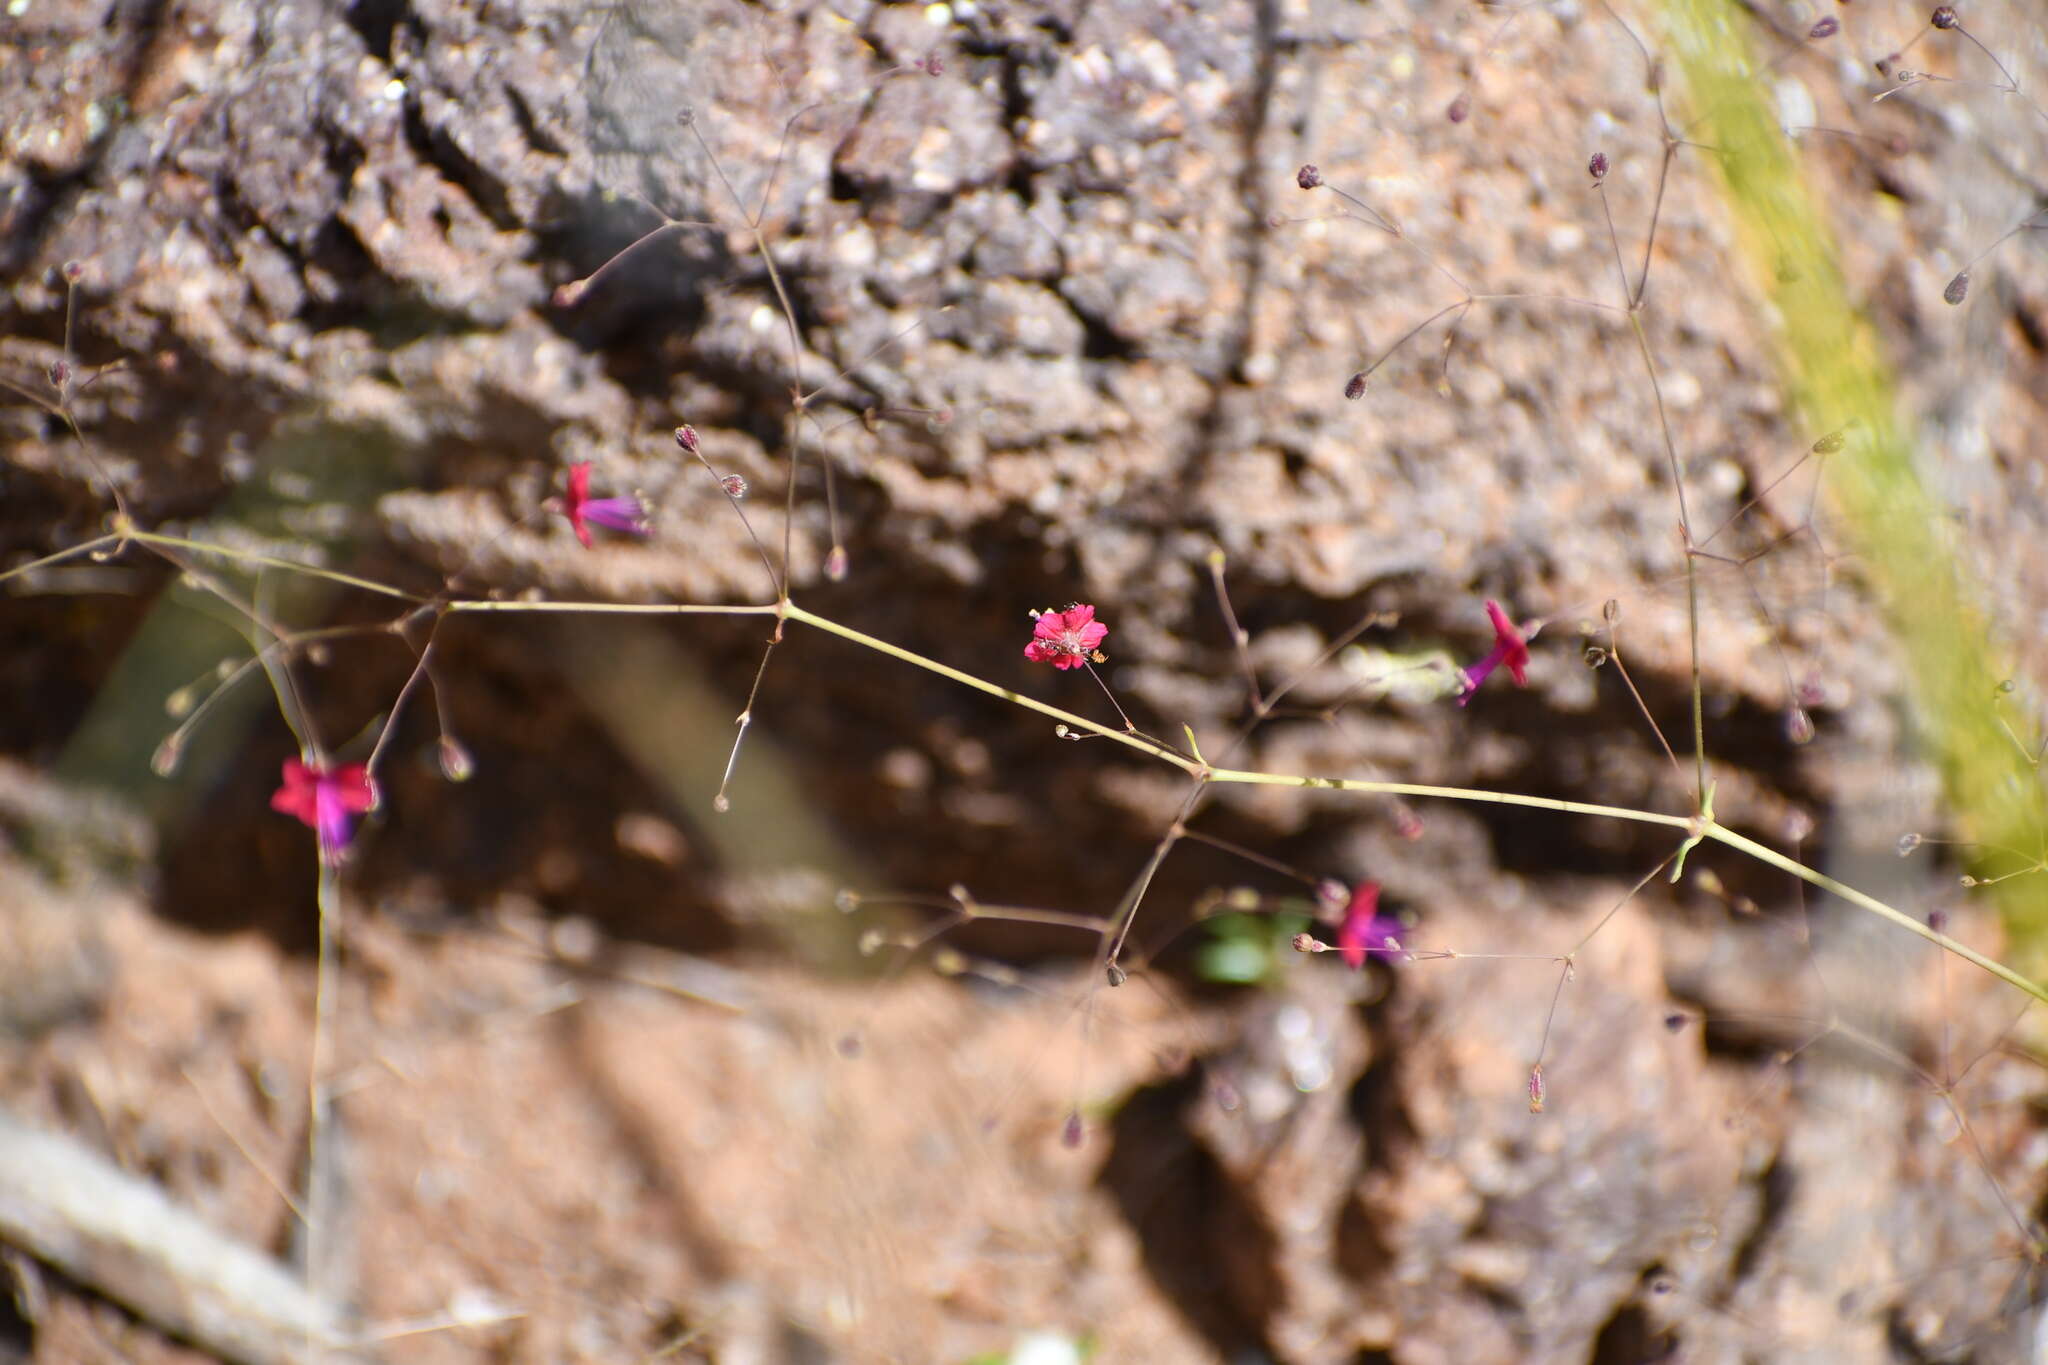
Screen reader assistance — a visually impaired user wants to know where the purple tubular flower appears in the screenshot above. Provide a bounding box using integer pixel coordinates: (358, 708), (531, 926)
(1337, 881), (1407, 967)
(1458, 599), (1531, 706)
(562, 461), (650, 547)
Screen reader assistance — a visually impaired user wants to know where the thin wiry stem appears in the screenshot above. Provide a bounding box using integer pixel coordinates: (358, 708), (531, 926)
(0, 532), (122, 586)
(1602, 623), (1686, 786)
(10, 512), (2038, 1002)
(304, 860), (342, 1354)
(129, 531), (428, 602)
(714, 614), (785, 814)
(1101, 784), (1205, 979)
(365, 628), (442, 787)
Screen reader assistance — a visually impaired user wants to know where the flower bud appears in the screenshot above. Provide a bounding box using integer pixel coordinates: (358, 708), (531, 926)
(1785, 707), (1815, 745)
(1296, 163), (1322, 190)
(438, 735), (474, 782)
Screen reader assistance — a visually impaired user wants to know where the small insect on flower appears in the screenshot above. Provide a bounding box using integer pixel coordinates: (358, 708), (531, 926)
(271, 757), (377, 866)
(1458, 599), (1531, 706)
(559, 461), (650, 548)
(1024, 603), (1109, 671)
(1337, 881), (1407, 968)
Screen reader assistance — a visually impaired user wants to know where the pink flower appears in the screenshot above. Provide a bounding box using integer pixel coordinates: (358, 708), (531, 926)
(271, 758), (376, 866)
(1337, 881), (1405, 968)
(561, 461), (649, 548)
(1458, 599), (1530, 705)
(1024, 603), (1109, 671)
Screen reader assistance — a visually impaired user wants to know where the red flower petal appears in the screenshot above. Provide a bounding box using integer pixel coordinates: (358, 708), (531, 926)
(563, 462), (594, 548)
(270, 758), (318, 824)
(329, 763), (376, 813)
(1337, 881), (1380, 971)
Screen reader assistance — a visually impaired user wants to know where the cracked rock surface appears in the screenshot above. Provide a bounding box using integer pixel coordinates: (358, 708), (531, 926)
(4, 0), (2047, 1360)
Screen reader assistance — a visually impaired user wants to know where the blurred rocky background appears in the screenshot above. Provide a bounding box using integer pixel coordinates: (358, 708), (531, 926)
(3, 0), (2047, 1360)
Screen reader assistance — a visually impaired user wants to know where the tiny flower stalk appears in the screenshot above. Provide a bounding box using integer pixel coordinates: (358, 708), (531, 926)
(1458, 599), (1531, 705)
(559, 461), (650, 548)
(272, 758), (377, 866)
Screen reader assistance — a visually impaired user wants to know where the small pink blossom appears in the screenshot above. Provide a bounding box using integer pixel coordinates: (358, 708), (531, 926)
(1024, 603), (1109, 671)
(561, 461), (649, 548)
(1458, 599), (1530, 705)
(1336, 881), (1405, 968)
(271, 757), (376, 865)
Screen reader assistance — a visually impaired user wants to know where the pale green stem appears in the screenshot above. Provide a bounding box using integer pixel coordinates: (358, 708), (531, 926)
(306, 859), (339, 1348)
(0, 533), (122, 586)
(18, 528), (2037, 1004)
(787, 605), (2046, 1005)
(786, 604), (1196, 771)
(1704, 823), (2046, 1005)
(129, 531), (427, 602)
